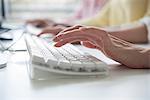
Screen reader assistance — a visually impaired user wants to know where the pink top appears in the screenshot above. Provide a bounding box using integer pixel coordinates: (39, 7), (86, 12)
(64, 0), (107, 24)
(75, 0), (107, 19)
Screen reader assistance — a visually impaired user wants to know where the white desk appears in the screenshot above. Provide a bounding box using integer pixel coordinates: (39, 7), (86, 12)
(0, 37), (150, 100)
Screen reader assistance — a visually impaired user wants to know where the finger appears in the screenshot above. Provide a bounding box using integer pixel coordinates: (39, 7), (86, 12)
(60, 25), (83, 33)
(54, 27), (104, 42)
(54, 34), (104, 48)
(54, 31), (102, 48)
(54, 29), (105, 48)
(38, 29), (57, 36)
(53, 23), (71, 27)
(54, 37), (87, 47)
(53, 28), (91, 42)
(37, 29), (54, 37)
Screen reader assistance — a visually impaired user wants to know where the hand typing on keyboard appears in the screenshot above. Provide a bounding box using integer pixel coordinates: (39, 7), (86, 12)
(53, 25), (150, 69)
(25, 33), (109, 76)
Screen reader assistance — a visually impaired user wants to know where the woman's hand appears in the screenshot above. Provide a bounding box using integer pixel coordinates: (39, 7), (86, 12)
(37, 25), (66, 36)
(53, 25), (150, 68)
(37, 25), (81, 44)
(26, 19), (72, 36)
(53, 25), (115, 58)
(26, 19), (55, 28)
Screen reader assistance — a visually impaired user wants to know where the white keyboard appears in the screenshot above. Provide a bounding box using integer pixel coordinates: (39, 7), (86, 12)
(25, 34), (109, 76)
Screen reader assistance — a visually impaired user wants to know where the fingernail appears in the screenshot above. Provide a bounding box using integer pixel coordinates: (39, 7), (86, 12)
(54, 43), (61, 47)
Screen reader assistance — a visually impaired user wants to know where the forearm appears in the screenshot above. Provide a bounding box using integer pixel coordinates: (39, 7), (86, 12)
(108, 24), (148, 43)
(110, 45), (150, 68)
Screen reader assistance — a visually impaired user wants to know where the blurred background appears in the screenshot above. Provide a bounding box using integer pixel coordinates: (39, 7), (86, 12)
(1, 0), (80, 21)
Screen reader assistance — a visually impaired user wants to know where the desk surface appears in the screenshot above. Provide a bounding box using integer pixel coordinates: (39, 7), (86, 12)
(0, 37), (150, 100)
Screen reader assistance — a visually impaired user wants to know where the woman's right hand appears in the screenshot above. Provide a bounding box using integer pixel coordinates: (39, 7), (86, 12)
(53, 25), (149, 68)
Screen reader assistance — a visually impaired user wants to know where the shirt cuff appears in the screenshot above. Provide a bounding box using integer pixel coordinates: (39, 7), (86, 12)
(140, 17), (150, 42)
